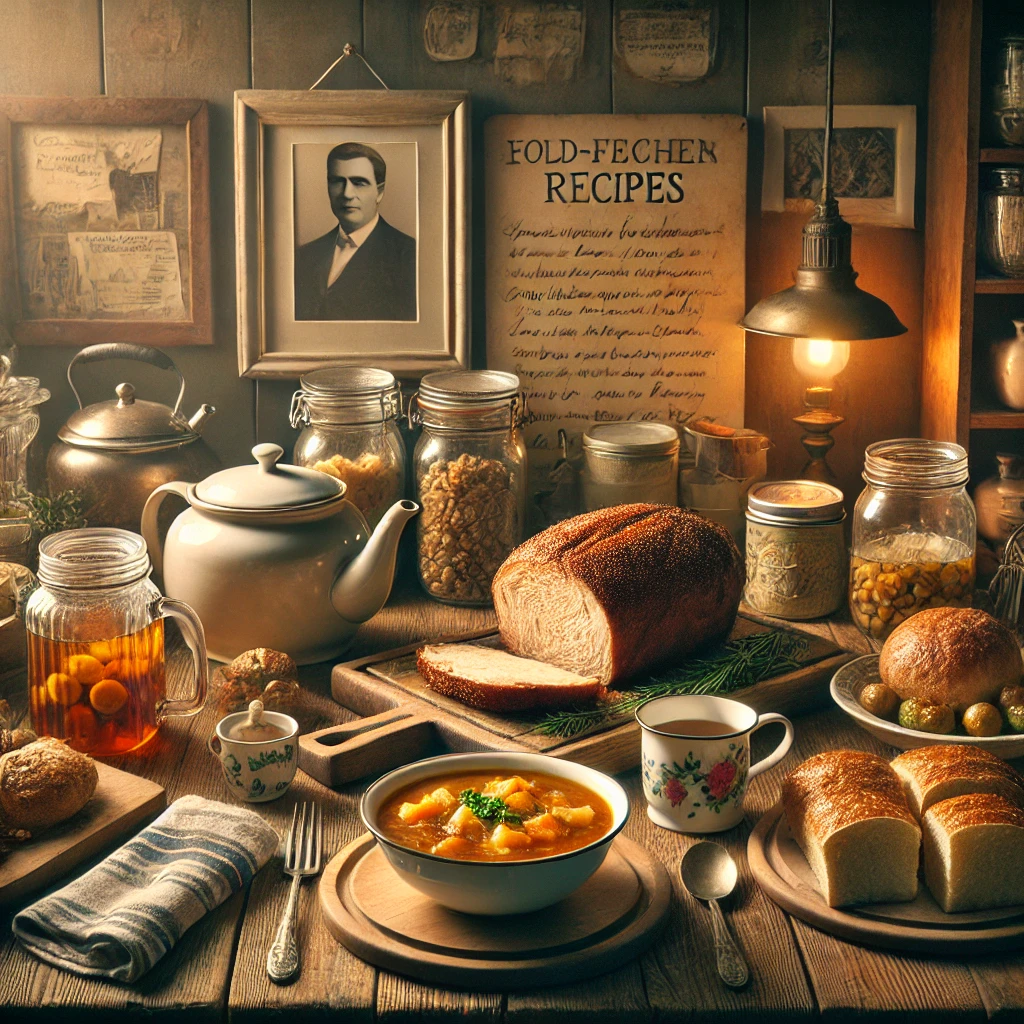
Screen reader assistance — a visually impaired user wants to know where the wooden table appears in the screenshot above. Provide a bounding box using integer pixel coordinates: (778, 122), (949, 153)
(2, 581), (1023, 1023)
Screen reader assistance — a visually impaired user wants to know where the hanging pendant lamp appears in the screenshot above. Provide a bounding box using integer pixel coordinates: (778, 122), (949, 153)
(740, 0), (907, 341)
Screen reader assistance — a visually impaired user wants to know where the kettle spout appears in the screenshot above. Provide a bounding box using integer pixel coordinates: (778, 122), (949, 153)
(188, 404), (217, 434)
(331, 500), (419, 624)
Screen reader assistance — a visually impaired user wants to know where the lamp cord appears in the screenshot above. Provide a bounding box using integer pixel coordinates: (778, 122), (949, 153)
(822, 0), (836, 203)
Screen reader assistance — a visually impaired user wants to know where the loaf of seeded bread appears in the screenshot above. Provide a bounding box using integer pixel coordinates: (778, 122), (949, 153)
(923, 793), (1024, 912)
(783, 750), (921, 908)
(417, 644), (602, 711)
(891, 745), (1024, 820)
(491, 504), (744, 687)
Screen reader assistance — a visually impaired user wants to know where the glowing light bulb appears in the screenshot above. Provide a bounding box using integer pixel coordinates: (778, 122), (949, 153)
(791, 338), (851, 380)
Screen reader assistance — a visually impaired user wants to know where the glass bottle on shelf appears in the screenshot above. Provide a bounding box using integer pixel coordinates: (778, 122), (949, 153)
(850, 439), (976, 641)
(410, 370), (527, 606)
(290, 367), (405, 528)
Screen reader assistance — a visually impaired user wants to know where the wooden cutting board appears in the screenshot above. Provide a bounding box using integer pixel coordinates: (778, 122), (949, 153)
(319, 613), (854, 780)
(748, 802), (1024, 952)
(319, 833), (671, 990)
(0, 759), (166, 908)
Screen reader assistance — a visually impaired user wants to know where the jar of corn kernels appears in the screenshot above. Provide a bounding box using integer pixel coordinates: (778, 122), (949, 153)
(850, 439), (976, 641)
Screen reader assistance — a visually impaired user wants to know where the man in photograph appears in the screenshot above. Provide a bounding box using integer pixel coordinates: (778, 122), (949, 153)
(294, 142), (417, 321)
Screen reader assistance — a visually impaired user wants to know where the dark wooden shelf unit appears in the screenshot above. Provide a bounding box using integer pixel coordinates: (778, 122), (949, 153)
(979, 147), (1024, 162)
(976, 276), (1024, 293)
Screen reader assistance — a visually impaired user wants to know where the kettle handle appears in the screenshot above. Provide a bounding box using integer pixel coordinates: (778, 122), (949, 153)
(68, 344), (186, 419)
(141, 481), (191, 578)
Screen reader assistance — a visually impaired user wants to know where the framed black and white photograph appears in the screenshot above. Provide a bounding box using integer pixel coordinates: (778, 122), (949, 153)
(761, 105), (916, 228)
(235, 90), (469, 378)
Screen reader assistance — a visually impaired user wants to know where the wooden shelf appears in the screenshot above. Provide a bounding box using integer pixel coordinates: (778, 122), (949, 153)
(976, 276), (1024, 293)
(980, 147), (1024, 163)
(970, 407), (1024, 429)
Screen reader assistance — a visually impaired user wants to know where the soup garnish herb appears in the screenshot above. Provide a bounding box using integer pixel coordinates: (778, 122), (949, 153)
(459, 789), (522, 825)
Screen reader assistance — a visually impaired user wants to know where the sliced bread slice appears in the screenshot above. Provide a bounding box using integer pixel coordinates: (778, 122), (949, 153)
(922, 793), (1024, 912)
(416, 644), (602, 712)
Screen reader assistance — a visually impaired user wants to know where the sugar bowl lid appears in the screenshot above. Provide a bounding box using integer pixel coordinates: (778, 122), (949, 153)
(194, 443), (342, 510)
(747, 480), (845, 523)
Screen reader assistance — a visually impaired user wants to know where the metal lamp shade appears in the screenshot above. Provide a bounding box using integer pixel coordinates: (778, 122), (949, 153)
(740, 267), (908, 341)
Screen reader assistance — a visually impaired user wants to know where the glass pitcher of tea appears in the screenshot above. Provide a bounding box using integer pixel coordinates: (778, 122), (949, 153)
(24, 528), (207, 756)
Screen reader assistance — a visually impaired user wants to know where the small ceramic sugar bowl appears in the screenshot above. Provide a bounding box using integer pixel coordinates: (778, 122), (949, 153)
(209, 700), (299, 802)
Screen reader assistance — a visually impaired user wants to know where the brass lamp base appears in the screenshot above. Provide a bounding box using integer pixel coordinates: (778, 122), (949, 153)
(792, 386), (844, 482)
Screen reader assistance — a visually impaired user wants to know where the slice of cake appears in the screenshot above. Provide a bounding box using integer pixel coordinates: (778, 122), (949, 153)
(416, 644), (602, 712)
(783, 750), (921, 908)
(891, 746), (1024, 819)
(922, 793), (1024, 913)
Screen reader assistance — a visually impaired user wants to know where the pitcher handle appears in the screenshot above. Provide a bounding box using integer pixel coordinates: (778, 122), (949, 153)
(747, 713), (794, 780)
(141, 480), (190, 577)
(153, 595), (208, 720)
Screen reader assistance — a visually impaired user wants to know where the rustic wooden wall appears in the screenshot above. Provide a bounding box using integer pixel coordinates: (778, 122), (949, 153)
(1, 0), (930, 513)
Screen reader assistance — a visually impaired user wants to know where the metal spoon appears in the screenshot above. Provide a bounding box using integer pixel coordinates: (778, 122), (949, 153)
(680, 841), (750, 989)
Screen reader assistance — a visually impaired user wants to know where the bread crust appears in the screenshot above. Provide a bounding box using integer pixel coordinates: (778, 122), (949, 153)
(878, 607), (1021, 712)
(925, 791), (1024, 832)
(891, 745), (1024, 801)
(417, 646), (602, 712)
(0, 737), (98, 831)
(492, 504), (744, 686)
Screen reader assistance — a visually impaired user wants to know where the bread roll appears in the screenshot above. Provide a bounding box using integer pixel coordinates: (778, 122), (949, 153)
(783, 750), (921, 907)
(891, 745), (1024, 819)
(879, 608), (1021, 713)
(0, 737), (98, 831)
(922, 793), (1024, 912)
(417, 644), (601, 711)
(492, 504), (744, 687)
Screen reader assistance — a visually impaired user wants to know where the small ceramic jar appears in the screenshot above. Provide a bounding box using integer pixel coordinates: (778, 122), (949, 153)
(581, 422), (679, 511)
(744, 480), (846, 620)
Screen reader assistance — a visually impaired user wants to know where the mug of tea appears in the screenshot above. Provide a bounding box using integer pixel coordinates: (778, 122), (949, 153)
(209, 708), (299, 802)
(636, 694), (794, 833)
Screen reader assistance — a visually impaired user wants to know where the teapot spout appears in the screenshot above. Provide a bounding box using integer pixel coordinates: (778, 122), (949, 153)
(331, 500), (419, 624)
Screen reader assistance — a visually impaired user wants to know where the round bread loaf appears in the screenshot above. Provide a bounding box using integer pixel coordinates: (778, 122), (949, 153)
(878, 607), (1022, 713)
(0, 737), (98, 831)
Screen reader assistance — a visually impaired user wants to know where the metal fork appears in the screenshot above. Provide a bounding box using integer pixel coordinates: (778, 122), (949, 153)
(267, 801), (323, 984)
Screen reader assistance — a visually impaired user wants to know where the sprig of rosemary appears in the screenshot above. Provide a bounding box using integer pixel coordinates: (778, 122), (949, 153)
(532, 630), (811, 739)
(459, 789), (522, 825)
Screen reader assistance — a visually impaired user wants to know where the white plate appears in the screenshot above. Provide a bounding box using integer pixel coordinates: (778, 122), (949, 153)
(830, 655), (1024, 760)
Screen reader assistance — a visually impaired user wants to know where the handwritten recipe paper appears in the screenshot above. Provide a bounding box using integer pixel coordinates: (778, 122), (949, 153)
(485, 114), (747, 490)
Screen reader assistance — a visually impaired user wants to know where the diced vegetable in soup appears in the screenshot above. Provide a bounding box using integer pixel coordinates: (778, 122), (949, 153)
(377, 771), (613, 861)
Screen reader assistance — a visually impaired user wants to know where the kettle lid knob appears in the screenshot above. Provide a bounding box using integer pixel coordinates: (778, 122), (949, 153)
(115, 382), (135, 407)
(253, 442), (284, 473)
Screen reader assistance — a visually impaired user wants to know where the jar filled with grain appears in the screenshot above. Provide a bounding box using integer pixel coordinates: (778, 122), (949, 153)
(410, 370), (527, 606)
(581, 422), (679, 511)
(290, 367), (405, 528)
(850, 439), (976, 641)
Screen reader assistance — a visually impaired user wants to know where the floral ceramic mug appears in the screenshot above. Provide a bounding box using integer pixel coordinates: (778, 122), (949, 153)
(636, 694), (794, 833)
(208, 709), (299, 802)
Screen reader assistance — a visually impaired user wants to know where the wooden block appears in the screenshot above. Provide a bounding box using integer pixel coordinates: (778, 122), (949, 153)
(0, 760), (166, 909)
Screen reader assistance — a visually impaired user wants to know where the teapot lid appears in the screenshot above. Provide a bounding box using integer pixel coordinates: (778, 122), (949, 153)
(59, 382), (200, 452)
(195, 443), (343, 510)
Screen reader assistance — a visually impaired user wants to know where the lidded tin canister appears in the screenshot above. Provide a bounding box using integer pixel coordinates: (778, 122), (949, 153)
(744, 480), (846, 620)
(581, 422), (680, 511)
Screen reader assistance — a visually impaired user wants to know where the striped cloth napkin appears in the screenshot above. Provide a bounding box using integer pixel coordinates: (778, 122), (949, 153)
(12, 795), (279, 983)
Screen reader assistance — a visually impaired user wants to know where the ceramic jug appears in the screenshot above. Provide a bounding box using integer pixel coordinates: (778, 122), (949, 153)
(992, 320), (1024, 411)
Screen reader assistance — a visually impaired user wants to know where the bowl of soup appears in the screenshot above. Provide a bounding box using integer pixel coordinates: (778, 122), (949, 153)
(360, 751), (630, 915)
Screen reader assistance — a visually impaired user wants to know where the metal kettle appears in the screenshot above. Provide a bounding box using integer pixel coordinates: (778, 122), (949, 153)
(47, 343), (220, 532)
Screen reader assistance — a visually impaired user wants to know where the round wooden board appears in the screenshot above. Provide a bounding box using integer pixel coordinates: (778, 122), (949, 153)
(748, 803), (1024, 953)
(319, 833), (671, 990)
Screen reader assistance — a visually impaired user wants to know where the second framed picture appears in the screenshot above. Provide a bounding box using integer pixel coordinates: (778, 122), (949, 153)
(235, 90), (469, 378)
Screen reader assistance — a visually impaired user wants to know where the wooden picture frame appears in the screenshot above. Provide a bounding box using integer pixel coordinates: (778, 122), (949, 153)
(762, 104), (916, 228)
(234, 90), (469, 379)
(0, 96), (212, 345)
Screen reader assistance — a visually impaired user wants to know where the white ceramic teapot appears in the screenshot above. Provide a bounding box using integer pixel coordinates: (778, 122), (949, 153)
(141, 443), (418, 664)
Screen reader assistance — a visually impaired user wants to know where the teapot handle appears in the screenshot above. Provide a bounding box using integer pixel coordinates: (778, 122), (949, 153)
(68, 344), (186, 419)
(141, 481), (190, 578)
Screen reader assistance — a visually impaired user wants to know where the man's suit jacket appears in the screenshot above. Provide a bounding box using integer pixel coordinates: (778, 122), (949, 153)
(294, 216), (417, 321)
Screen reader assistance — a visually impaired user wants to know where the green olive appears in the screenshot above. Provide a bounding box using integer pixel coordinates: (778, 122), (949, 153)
(898, 697), (955, 734)
(962, 702), (1003, 737)
(859, 682), (900, 720)
(999, 684), (1024, 711)
(1006, 705), (1024, 734)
